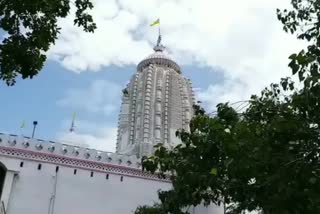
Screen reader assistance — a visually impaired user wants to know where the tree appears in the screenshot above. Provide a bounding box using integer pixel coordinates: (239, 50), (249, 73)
(277, 0), (320, 88)
(0, 0), (96, 85)
(136, 84), (320, 214)
(135, 1), (320, 213)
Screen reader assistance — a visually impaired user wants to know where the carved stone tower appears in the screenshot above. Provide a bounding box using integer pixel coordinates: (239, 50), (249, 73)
(116, 36), (195, 157)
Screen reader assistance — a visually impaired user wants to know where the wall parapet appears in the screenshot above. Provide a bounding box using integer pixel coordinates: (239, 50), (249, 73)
(0, 133), (170, 182)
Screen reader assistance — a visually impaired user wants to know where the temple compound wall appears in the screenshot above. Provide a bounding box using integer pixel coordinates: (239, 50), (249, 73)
(0, 133), (223, 214)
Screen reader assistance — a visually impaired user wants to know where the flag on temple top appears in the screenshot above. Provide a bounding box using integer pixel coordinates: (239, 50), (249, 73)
(150, 18), (160, 27)
(20, 120), (26, 129)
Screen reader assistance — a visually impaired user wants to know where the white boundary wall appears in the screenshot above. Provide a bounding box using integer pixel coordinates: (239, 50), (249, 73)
(0, 134), (223, 214)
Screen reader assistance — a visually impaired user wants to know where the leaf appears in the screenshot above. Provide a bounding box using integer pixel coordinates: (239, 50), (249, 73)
(288, 60), (300, 75)
(289, 53), (297, 60)
(281, 78), (288, 90)
(289, 82), (294, 90)
(298, 70), (305, 81)
(210, 168), (217, 175)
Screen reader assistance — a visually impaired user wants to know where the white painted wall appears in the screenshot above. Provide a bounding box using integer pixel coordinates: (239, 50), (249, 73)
(0, 156), (170, 214)
(0, 134), (224, 214)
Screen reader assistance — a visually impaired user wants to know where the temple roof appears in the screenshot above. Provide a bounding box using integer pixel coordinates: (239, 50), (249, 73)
(137, 35), (181, 73)
(145, 49), (170, 59)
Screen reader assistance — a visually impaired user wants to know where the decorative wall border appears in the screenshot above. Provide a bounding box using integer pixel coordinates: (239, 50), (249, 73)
(0, 146), (170, 183)
(0, 134), (170, 183)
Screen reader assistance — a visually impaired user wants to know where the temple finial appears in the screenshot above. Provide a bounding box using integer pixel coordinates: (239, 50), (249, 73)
(154, 29), (165, 52)
(157, 31), (161, 47)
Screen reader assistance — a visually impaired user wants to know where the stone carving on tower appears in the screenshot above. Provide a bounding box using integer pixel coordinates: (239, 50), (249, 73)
(116, 35), (195, 157)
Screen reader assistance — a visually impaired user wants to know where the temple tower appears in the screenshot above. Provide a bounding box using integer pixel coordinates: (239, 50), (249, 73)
(116, 36), (195, 157)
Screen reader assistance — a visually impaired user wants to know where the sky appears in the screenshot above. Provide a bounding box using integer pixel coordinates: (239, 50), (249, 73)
(0, 0), (304, 152)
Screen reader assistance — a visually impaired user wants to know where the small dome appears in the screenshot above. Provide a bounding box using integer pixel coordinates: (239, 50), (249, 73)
(137, 49), (181, 73)
(145, 50), (172, 61)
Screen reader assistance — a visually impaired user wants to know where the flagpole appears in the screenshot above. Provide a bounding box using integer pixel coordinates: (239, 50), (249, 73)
(32, 121), (38, 138)
(70, 112), (76, 133)
(20, 120), (26, 138)
(157, 19), (161, 48)
(150, 18), (161, 48)
(20, 127), (24, 138)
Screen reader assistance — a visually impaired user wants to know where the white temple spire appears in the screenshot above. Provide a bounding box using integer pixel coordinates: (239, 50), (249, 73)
(116, 37), (195, 157)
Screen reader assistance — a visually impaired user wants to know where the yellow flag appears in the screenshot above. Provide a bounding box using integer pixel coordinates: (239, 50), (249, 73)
(20, 120), (26, 129)
(150, 18), (160, 27)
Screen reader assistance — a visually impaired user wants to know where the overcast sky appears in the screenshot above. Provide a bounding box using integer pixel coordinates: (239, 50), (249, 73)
(0, 0), (303, 152)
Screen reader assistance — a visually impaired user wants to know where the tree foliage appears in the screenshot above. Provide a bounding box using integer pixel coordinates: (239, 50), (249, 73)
(277, 0), (320, 87)
(137, 85), (320, 213)
(0, 0), (96, 85)
(135, 1), (320, 213)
